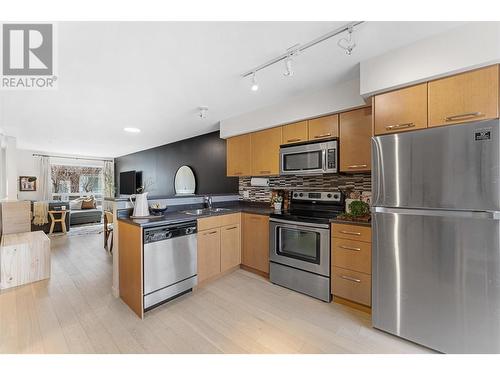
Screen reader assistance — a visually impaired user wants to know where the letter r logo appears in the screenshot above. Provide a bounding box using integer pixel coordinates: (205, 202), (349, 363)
(2, 24), (53, 75)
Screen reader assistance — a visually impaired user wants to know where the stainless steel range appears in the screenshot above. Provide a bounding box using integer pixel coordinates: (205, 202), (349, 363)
(269, 191), (344, 302)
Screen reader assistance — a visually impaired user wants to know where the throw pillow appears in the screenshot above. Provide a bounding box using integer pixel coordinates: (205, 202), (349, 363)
(69, 198), (83, 210)
(81, 197), (95, 210)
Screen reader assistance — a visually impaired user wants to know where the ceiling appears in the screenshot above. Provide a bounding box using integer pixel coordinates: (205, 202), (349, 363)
(0, 21), (465, 157)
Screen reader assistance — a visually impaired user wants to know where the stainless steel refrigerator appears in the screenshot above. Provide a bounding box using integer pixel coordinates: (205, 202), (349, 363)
(372, 119), (500, 354)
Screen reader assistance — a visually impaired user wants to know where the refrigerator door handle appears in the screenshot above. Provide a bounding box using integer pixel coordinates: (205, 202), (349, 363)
(374, 206), (500, 220)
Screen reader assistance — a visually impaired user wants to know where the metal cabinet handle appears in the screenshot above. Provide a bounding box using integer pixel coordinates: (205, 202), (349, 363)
(340, 230), (361, 236)
(445, 112), (483, 121)
(286, 138), (302, 143)
(314, 133), (332, 139)
(339, 245), (361, 251)
(386, 122), (415, 130)
(340, 275), (361, 283)
(225, 226), (237, 230)
(259, 170), (271, 174)
(204, 231), (218, 235)
(347, 164), (368, 169)
(233, 172), (242, 175)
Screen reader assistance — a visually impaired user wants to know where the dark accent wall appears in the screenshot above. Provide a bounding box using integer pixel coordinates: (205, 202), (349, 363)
(114, 131), (238, 198)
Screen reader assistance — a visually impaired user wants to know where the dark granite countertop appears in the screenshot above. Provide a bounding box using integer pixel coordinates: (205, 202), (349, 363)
(117, 201), (273, 228)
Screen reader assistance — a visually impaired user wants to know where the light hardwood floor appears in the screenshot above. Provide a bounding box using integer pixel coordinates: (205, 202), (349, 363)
(0, 232), (432, 354)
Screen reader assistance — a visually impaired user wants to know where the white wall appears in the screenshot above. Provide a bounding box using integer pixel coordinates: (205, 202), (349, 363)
(5, 137), (18, 200)
(220, 78), (367, 138)
(16, 149), (43, 201)
(360, 22), (500, 96)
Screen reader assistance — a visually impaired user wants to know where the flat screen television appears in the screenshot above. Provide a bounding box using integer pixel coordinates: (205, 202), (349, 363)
(119, 170), (142, 195)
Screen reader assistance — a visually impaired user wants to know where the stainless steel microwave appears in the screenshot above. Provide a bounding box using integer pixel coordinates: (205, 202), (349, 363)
(279, 140), (337, 175)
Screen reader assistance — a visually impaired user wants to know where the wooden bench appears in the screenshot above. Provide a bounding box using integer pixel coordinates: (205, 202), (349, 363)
(0, 231), (51, 290)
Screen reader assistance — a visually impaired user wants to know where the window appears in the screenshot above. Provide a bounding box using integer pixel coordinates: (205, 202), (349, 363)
(50, 164), (104, 205)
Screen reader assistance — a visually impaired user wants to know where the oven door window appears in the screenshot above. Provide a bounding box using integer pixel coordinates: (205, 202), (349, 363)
(283, 151), (323, 171)
(277, 227), (320, 264)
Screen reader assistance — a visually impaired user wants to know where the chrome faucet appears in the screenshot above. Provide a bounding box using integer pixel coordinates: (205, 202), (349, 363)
(204, 195), (213, 210)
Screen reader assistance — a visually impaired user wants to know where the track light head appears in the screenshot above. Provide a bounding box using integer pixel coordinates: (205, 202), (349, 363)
(337, 26), (356, 55)
(250, 72), (259, 91)
(283, 57), (294, 77)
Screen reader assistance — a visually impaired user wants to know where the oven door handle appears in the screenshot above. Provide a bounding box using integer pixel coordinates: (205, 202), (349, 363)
(270, 218), (330, 229)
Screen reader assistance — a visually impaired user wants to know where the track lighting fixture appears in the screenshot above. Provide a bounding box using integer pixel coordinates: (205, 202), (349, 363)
(241, 21), (363, 85)
(337, 26), (356, 55)
(250, 72), (259, 91)
(199, 106), (209, 119)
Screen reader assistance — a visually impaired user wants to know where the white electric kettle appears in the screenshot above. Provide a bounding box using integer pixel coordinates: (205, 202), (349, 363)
(130, 192), (150, 217)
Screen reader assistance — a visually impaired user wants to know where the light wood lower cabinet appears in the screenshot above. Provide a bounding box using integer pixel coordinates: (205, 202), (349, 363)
(428, 65), (499, 127)
(197, 228), (221, 283)
(242, 213), (269, 275)
(220, 224), (241, 272)
(197, 213), (241, 283)
(332, 267), (371, 307)
(331, 223), (372, 309)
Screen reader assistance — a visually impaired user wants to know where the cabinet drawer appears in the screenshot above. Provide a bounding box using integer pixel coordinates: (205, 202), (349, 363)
(198, 213), (241, 230)
(219, 213), (241, 226)
(332, 238), (371, 274)
(332, 267), (371, 306)
(331, 223), (371, 243)
(198, 216), (221, 231)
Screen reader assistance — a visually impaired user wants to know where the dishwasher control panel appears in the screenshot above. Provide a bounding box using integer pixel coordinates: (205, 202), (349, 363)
(144, 221), (197, 244)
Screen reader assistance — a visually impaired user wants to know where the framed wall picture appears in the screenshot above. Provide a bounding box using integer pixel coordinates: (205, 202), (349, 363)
(19, 176), (37, 191)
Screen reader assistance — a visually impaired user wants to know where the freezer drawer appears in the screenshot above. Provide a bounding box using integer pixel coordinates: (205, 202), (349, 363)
(372, 209), (500, 353)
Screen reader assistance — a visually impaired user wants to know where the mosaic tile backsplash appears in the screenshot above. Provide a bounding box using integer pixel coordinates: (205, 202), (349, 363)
(238, 174), (371, 202)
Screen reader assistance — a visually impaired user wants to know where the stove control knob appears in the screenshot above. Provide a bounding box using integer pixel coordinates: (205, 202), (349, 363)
(327, 193), (332, 198)
(293, 193), (298, 197)
(299, 193), (304, 197)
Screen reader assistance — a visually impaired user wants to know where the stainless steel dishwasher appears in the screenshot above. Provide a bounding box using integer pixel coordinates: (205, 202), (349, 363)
(143, 221), (197, 310)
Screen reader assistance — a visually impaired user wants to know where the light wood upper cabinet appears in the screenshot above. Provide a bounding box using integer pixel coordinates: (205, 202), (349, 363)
(251, 127), (282, 176)
(242, 213), (269, 274)
(197, 228), (221, 283)
(339, 107), (372, 173)
(308, 114), (339, 140)
(220, 224), (241, 273)
(428, 65), (499, 127)
(282, 121), (308, 145)
(374, 83), (428, 135)
(226, 133), (252, 176)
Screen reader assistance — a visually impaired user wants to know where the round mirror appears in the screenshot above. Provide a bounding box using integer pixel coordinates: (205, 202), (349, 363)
(174, 166), (196, 195)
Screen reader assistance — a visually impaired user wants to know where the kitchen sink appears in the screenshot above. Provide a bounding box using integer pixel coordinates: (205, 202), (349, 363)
(210, 208), (232, 212)
(182, 208), (233, 216)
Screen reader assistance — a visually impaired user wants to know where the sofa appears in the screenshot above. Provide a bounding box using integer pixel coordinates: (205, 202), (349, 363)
(70, 207), (103, 225)
(69, 197), (103, 226)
